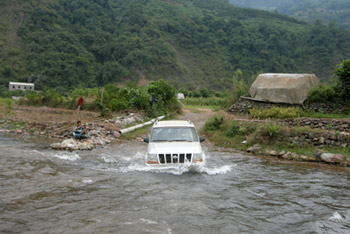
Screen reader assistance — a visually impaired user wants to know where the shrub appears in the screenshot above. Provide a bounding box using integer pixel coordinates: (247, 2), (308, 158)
(226, 121), (240, 137)
(0, 98), (13, 116)
(307, 84), (338, 103)
(110, 98), (129, 111)
(335, 59), (350, 100)
(267, 124), (279, 138)
(252, 123), (284, 141)
(147, 79), (181, 117)
(204, 115), (224, 131)
(306, 60), (350, 105)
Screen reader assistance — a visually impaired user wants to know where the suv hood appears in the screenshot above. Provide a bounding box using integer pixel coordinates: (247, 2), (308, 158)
(148, 142), (202, 154)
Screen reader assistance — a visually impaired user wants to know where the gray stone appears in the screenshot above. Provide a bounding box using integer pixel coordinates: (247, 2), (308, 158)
(319, 137), (325, 144)
(308, 132), (314, 139)
(341, 124), (349, 129)
(89, 130), (100, 137)
(300, 155), (309, 161)
(337, 133), (346, 142)
(320, 153), (334, 163)
(281, 152), (291, 159)
(291, 153), (299, 160)
(320, 153), (343, 163)
(329, 132), (336, 140)
(269, 151), (278, 157)
(314, 150), (324, 159)
(247, 144), (261, 153)
(333, 154), (344, 163)
(50, 143), (62, 150)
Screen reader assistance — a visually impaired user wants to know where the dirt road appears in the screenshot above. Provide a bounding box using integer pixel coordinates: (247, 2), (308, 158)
(177, 107), (215, 130)
(10, 106), (100, 125)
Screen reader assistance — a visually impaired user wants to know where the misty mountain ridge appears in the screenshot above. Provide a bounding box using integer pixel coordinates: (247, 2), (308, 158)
(228, 0), (350, 28)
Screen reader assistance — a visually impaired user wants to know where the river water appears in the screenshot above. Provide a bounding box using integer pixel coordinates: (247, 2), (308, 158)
(1, 134), (350, 234)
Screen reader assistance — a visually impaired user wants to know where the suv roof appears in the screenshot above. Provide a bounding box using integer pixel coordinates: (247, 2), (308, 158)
(153, 120), (194, 128)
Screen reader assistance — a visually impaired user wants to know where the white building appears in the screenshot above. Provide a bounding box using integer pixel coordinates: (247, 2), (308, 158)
(8, 82), (35, 91)
(177, 93), (185, 100)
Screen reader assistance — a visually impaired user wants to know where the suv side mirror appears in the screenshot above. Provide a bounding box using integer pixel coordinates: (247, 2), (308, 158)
(143, 137), (149, 143)
(200, 136), (205, 142)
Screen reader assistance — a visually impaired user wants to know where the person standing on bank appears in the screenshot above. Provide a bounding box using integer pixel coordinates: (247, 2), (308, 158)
(73, 120), (87, 140)
(77, 96), (84, 111)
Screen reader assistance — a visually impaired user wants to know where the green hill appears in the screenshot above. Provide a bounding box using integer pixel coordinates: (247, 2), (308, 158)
(1, 0), (350, 91)
(228, 0), (350, 28)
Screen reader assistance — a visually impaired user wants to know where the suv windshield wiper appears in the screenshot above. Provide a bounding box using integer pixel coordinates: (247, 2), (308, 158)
(152, 140), (168, 142)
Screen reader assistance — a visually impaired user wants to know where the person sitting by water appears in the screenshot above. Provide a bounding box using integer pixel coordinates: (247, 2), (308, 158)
(73, 120), (87, 140)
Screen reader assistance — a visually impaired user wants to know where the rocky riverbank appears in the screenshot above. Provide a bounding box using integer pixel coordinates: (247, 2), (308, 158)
(203, 112), (350, 167)
(247, 144), (350, 166)
(0, 110), (145, 151)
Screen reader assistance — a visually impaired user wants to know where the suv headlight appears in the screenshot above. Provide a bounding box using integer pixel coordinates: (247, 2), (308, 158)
(147, 153), (158, 164)
(193, 153), (203, 162)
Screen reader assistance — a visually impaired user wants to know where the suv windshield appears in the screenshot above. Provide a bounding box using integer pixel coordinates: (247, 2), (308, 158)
(150, 127), (199, 142)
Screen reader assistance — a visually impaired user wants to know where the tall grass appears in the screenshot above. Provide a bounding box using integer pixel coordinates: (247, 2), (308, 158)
(249, 107), (303, 119)
(181, 97), (225, 107)
(0, 98), (13, 117)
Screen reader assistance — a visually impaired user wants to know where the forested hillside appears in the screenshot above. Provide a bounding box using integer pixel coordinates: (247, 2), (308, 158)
(228, 0), (350, 28)
(1, 0), (350, 91)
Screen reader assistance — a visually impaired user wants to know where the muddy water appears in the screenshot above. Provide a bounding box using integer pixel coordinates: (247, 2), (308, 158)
(1, 134), (350, 234)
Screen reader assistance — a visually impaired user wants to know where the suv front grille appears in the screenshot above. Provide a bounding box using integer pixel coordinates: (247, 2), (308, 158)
(158, 153), (192, 164)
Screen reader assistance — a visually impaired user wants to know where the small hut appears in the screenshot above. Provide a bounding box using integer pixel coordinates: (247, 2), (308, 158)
(8, 82), (35, 91)
(249, 73), (320, 105)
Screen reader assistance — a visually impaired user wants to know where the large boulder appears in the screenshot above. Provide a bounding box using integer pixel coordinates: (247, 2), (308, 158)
(249, 73), (320, 104)
(61, 139), (77, 149)
(320, 153), (344, 163)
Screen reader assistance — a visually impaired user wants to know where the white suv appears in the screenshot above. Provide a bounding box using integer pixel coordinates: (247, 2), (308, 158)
(144, 120), (205, 165)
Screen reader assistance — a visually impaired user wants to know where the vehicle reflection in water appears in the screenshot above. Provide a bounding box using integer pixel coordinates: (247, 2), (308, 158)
(0, 134), (349, 233)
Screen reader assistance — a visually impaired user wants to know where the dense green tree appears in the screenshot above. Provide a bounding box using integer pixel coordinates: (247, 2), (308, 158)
(335, 60), (350, 99)
(1, 0), (350, 91)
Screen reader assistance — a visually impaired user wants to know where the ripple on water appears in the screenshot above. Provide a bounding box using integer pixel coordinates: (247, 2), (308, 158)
(52, 152), (80, 161)
(329, 211), (346, 222)
(120, 162), (235, 175)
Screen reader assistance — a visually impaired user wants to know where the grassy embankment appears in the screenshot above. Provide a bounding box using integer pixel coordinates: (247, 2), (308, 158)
(202, 107), (350, 164)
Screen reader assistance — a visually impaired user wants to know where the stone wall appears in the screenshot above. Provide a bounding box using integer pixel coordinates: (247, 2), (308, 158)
(283, 118), (350, 133)
(229, 97), (346, 114)
(229, 97), (298, 114)
(287, 130), (350, 147)
(229, 97), (350, 133)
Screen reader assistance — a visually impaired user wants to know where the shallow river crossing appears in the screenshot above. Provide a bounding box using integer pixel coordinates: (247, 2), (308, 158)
(0, 134), (350, 233)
